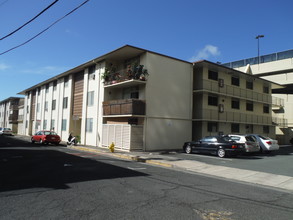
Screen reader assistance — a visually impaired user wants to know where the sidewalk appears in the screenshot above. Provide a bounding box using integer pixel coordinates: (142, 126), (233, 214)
(68, 145), (293, 193)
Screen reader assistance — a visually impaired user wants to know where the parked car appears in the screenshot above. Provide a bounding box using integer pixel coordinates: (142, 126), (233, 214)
(226, 134), (260, 153)
(248, 134), (279, 152)
(183, 136), (246, 158)
(31, 130), (61, 145)
(0, 127), (13, 136)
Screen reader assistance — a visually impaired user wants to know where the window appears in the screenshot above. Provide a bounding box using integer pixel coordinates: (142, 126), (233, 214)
(61, 119), (67, 131)
(263, 126), (269, 133)
(51, 119), (55, 130)
(263, 104), (269, 113)
(231, 98), (240, 109)
(87, 91), (94, 107)
(246, 81), (253, 90)
(123, 87), (139, 99)
(208, 95), (218, 106)
(43, 120), (47, 130)
(88, 65), (96, 80)
(263, 85), (269, 94)
(35, 120), (40, 129)
(63, 97), (68, 109)
(46, 84), (49, 93)
(44, 101), (48, 111)
(53, 81), (57, 91)
(231, 76), (240, 86)
(64, 76), (69, 87)
(231, 123), (239, 133)
(86, 118), (93, 132)
(246, 101), (253, 111)
(207, 122), (218, 132)
(208, 70), (218, 81)
(52, 100), (56, 110)
(26, 105), (29, 113)
(37, 103), (40, 113)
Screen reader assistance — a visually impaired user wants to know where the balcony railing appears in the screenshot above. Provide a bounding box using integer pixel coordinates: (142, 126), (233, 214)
(103, 99), (146, 116)
(194, 108), (272, 125)
(272, 117), (288, 127)
(195, 79), (274, 104)
(102, 65), (148, 86)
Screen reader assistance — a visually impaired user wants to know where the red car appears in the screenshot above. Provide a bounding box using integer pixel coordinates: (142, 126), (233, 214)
(31, 130), (61, 145)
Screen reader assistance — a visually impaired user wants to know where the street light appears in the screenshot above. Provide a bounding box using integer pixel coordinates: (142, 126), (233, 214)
(256, 35), (264, 64)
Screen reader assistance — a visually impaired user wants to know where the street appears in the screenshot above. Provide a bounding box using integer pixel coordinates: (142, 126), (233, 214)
(0, 135), (293, 220)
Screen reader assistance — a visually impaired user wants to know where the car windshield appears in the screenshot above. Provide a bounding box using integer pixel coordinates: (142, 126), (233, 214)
(44, 131), (57, 135)
(221, 136), (234, 142)
(258, 135), (269, 140)
(245, 136), (256, 142)
(229, 136), (241, 141)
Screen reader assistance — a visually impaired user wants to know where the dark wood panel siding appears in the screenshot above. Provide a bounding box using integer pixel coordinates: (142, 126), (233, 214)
(72, 72), (84, 117)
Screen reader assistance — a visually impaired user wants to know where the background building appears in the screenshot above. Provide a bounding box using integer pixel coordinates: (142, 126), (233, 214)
(0, 97), (24, 134)
(223, 49), (293, 144)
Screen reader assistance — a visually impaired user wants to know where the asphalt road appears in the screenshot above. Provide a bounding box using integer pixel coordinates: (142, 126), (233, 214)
(1, 135), (293, 220)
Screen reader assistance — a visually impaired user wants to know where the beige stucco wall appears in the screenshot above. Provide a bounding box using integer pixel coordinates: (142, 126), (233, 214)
(143, 52), (193, 150)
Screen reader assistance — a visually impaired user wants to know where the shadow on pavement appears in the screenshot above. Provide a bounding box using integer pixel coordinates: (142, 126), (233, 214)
(0, 136), (148, 192)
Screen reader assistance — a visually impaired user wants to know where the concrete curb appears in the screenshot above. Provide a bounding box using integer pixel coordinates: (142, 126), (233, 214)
(69, 145), (293, 193)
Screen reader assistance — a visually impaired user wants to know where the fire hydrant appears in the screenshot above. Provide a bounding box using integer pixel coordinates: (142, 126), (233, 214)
(109, 142), (115, 153)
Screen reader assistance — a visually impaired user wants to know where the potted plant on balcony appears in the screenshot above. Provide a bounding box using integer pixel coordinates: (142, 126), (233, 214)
(126, 64), (148, 81)
(102, 63), (119, 85)
(101, 69), (111, 84)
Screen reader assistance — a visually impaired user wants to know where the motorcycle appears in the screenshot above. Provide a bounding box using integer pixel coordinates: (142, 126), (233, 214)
(67, 133), (77, 146)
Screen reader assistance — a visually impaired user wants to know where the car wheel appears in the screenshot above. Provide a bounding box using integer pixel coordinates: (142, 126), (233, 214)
(217, 148), (226, 158)
(185, 144), (192, 154)
(31, 138), (35, 144)
(40, 139), (44, 145)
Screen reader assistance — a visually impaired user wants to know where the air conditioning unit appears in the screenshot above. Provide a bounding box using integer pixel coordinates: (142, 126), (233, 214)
(218, 78), (224, 87)
(218, 104), (224, 113)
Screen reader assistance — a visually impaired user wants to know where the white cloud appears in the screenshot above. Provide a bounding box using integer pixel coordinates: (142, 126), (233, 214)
(189, 45), (221, 62)
(0, 63), (10, 71)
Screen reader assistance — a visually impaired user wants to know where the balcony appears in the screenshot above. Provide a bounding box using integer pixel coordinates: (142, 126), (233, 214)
(9, 114), (18, 123)
(103, 99), (146, 116)
(102, 65), (148, 87)
(194, 79), (273, 104)
(194, 108), (272, 125)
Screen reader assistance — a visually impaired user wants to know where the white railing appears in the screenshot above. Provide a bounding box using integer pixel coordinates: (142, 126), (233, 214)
(196, 79), (273, 104)
(194, 109), (272, 125)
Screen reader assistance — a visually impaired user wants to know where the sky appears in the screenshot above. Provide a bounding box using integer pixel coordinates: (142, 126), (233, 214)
(0, 0), (292, 101)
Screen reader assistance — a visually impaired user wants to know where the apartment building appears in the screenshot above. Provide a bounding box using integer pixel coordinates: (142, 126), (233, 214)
(0, 97), (24, 133)
(18, 45), (278, 151)
(19, 45), (193, 151)
(192, 60), (279, 140)
(223, 49), (293, 144)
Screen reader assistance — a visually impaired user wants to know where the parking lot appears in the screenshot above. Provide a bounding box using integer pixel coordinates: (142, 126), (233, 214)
(173, 145), (293, 177)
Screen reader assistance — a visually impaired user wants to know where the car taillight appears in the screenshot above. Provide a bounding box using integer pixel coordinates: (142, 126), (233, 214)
(232, 145), (237, 149)
(266, 141), (272, 145)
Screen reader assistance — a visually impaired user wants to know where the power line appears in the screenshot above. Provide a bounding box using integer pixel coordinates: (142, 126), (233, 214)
(0, 0), (90, 56)
(0, 0), (60, 41)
